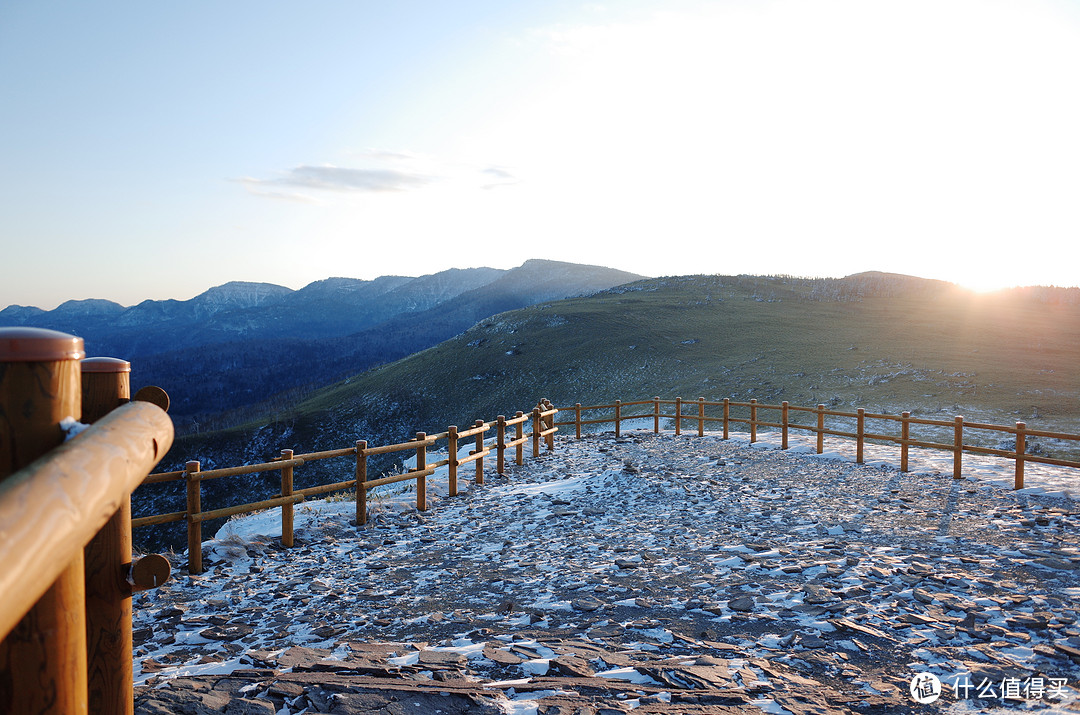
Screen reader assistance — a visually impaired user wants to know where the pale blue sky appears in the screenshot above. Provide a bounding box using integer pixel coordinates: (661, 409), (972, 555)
(3, 0), (1079, 309)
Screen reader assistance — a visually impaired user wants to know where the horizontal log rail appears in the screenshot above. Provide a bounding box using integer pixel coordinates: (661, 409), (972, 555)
(143, 469), (185, 484)
(294, 478), (360, 498)
(190, 494), (306, 524)
(288, 446), (357, 461)
(137, 402), (558, 574)
(192, 458), (306, 482)
(360, 438), (437, 457)
(456, 422), (491, 439)
(361, 468), (436, 490)
(0, 401), (173, 645)
(131, 510), (186, 528)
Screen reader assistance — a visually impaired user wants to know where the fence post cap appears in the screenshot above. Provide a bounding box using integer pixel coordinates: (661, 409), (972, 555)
(81, 356), (131, 373)
(0, 326), (85, 362)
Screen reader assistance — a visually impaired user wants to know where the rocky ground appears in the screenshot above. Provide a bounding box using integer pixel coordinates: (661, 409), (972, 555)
(132, 431), (1080, 714)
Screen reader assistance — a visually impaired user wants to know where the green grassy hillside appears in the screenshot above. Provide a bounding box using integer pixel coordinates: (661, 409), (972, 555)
(173, 272), (1080, 462)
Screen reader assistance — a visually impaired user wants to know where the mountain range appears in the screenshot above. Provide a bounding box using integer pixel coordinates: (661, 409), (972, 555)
(0, 259), (644, 424)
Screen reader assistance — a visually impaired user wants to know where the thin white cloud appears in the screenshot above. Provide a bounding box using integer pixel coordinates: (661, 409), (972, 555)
(238, 154), (519, 200)
(480, 165), (520, 190)
(245, 164), (433, 193)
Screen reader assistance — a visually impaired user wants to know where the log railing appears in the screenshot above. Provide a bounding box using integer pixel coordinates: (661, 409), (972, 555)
(559, 397), (1080, 490)
(0, 327), (173, 715)
(136, 400), (560, 575)
(137, 394), (1080, 578)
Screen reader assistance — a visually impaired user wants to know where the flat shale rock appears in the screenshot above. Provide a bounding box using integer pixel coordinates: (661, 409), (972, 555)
(726, 596), (756, 612)
(134, 432), (1080, 713)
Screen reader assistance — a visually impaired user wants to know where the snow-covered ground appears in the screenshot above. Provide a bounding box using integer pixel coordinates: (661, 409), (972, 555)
(214, 430), (1077, 547)
(133, 429), (1080, 714)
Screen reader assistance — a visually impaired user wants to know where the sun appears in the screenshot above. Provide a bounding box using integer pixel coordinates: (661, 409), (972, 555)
(956, 274), (1016, 294)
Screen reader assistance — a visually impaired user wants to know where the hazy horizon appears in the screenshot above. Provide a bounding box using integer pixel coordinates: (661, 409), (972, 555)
(6, 263), (1079, 314)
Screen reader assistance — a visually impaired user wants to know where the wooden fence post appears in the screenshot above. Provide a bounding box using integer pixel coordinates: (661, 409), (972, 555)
(80, 357), (130, 423)
(185, 461), (202, 575)
(900, 412), (910, 472)
(515, 411), (524, 466)
(953, 416), (964, 479)
(543, 400), (555, 450)
(749, 399), (758, 443)
(496, 416), (506, 475)
(447, 426), (458, 497)
(781, 401), (789, 450)
(856, 408), (865, 464)
(698, 397), (705, 437)
(674, 397), (681, 436)
(81, 357), (136, 715)
(474, 419), (485, 485)
(355, 441), (367, 526)
(574, 404), (581, 440)
(280, 449), (294, 548)
(532, 408), (541, 458)
(0, 327), (88, 715)
(723, 398), (730, 439)
(816, 404), (825, 454)
(415, 433), (427, 511)
(614, 400), (622, 438)
(653, 397), (660, 434)
(1015, 422), (1026, 490)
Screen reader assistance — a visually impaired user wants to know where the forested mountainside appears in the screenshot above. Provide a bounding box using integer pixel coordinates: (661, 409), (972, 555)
(1, 259), (642, 425)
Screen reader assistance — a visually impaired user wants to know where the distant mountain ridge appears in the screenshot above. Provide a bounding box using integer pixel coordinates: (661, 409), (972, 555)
(0, 259), (644, 423)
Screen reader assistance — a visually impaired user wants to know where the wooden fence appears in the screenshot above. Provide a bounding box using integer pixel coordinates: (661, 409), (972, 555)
(135, 400), (560, 575)
(137, 393), (1080, 581)
(556, 397), (1080, 489)
(0, 328), (173, 715)
(122, 388), (1079, 710)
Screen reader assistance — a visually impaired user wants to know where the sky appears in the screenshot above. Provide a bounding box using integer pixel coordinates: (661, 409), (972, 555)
(2, 0), (1079, 310)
